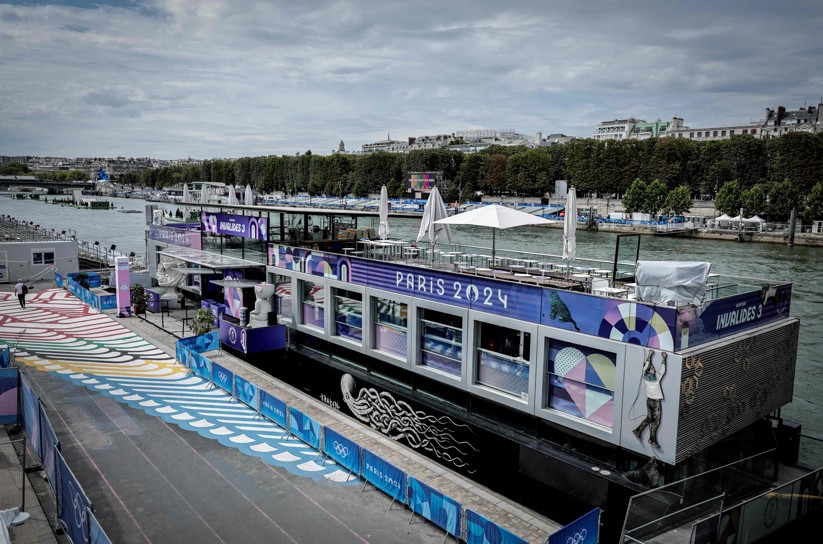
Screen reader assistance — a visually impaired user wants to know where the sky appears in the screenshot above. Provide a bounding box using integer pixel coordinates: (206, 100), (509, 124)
(2, 0), (823, 160)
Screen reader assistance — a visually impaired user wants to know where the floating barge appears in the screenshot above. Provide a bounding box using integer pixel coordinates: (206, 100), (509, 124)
(145, 202), (808, 542)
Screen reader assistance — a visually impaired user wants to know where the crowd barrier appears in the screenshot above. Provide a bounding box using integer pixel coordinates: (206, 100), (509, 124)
(172, 335), (604, 543)
(9, 369), (115, 544)
(61, 276), (117, 312)
(0, 346), (9, 369)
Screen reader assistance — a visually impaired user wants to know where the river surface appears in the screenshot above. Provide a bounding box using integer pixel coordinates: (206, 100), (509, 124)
(4, 195), (822, 464)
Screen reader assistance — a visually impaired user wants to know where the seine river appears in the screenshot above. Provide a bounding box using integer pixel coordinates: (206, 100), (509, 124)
(4, 195), (822, 465)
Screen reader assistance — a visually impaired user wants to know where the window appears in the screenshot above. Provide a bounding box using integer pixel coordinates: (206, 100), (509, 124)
(334, 288), (362, 343)
(730, 130), (736, 136)
(546, 339), (616, 428)
(721, 130), (726, 137)
(419, 308), (462, 377)
(374, 297), (407, 358)
(301, 280), (324, 329)
(690, 132), (694, 138)
(697, 132), (702, 137)
(476, 322), (530, 399)
(713, 131), (718, 137)
(32, 251), (55, 265)
(275, 275), (293, 321)
(751, 129), (757, 135)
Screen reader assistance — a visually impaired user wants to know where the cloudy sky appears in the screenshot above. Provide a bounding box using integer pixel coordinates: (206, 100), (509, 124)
(2, 0), (822, 159)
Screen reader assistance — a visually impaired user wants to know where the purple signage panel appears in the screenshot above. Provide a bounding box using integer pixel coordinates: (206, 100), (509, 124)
(148, 224), (202, 250)
(682, 284), (792, 349)
(271, 245), (542, 323)
(201, 212), (267, 241)
(219, 320), (287, 354)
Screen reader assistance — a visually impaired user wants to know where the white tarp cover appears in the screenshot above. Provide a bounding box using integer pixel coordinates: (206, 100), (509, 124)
(745, 215), (765, 223)
(156, 255), (187, 286)
(635, 260), (712, 306)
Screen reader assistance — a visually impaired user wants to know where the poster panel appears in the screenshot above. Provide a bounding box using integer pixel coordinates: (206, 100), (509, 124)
(211, 361), (234, 395)
(465, 509), (527, 544)
(260, 390), (288, 428)
(547, 508), (600, 544)
(362, 449), (407, 503)
(408, 476), (461, 537)
(288, 407), (321, 449)
(235, 374), (260, 411)
(323, 427), (360, 475)
(57, 449), (91, 544)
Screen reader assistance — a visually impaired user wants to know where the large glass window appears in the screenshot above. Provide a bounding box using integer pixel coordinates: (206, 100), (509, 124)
(419, 309), (462, 377)
(546, 339), (616, 429)
(476, 323), (530, 399)
(301, 280), (324, 329)
(275, 275), (292, 321)
(33, 251), (55, 265)
(374, 297), (407, 359)
(334, 288), (362, 343)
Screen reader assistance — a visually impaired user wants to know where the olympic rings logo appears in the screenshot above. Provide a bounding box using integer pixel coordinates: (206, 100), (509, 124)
(69, 481), (88, 533)
(333, 440), (349, 457)
(566, 528), (587, 544)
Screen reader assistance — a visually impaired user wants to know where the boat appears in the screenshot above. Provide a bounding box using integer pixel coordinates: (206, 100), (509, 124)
(145, 202), (808, 542)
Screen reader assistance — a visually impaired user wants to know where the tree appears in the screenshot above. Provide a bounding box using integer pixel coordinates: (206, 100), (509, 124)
(664, 185), (692, 216)
(741, 184), (768, 216)
(643, 179), (668, 215)
(802, 182), (823, 224)
(714, 180), (743, 215)
(767, 179), (800, 221)
(622, 178), (646, 214)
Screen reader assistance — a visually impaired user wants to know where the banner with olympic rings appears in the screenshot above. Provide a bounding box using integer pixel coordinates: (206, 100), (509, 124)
(20, 373), (41, 458)
(57, 449), (92, 544)
(89, 509), (114, 544)
(323, 427), (360, 475)
(547, 507), (599, 544)
(40, 407), (60, 495)
(211, 361), (234, 395)
(465, 509), (527, 544)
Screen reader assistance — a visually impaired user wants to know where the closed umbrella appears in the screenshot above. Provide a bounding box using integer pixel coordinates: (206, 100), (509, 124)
(378, 185), (390, 240)
(434, 203), (550, 263)
(200, 184), (208, 204)
(417, 186), (452, 263)
(562, 187), (577, 263)
(228, 185), (239, 206)
(245, 184), (254, 206)
(182, 183), (189, 217)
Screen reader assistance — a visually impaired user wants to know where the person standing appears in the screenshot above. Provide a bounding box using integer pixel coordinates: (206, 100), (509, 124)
(14, 280), (27, 308)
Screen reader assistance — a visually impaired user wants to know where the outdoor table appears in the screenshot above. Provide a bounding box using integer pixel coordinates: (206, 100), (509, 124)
(509, 265), (527, 274)
(593, 286), (628, 298)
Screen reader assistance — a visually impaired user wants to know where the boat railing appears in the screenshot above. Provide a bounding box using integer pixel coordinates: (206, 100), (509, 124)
(620, 448), (779, 543)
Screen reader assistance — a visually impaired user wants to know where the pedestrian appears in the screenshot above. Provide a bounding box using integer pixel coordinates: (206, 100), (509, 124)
(15, 280), (28, 308)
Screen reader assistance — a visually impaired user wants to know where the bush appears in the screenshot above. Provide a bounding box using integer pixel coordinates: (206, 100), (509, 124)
(189, 308), (215, 336)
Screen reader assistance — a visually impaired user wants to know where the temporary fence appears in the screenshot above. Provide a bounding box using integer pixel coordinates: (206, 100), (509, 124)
(173, 336), (594, 543)
(62, 276), (117, 312)
(10, 370), (115, 544)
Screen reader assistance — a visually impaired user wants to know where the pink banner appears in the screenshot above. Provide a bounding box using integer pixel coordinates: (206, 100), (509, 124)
(115, 256), (132, 317)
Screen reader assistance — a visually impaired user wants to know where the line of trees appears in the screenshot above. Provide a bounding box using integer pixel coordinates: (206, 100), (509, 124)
(97, 131), (823, 222)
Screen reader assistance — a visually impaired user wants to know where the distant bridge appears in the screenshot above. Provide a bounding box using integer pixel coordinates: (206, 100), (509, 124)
(0, 177), (95, 191)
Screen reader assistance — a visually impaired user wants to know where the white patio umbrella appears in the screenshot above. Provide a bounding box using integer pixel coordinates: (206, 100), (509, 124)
(562, 187), (577, 262)
(244, 184), (254, 206)
(378, 185), (390, 240)
(228, 185), (239, 206)
(434, 203), (550, 263)
(200, 184), (208, 204)
(417, 186), (452, 263)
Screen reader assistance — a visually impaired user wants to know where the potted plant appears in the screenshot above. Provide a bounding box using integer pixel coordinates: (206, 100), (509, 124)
(189, 308), (216, 336)
(130, 284), (147, 314)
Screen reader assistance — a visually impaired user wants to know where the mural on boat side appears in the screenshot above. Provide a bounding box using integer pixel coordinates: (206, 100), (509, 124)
(631, 350), (667, 450)
(340, 373), (479, 471)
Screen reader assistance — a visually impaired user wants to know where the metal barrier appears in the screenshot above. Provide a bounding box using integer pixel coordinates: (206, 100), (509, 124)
(0, 439), (26, 513)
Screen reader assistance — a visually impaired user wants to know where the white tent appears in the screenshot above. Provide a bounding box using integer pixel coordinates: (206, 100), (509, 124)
(378, 185), (389, 240)
(744, 215), (765, 223)
(434, 204), (550, 262)
(562, 187), (577, 262)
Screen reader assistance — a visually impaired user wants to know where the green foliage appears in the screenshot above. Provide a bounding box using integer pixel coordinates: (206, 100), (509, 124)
(714, 181), (743, 216)
(767, 179), (800, 220)
(802, 183), (823, 224)
(643, 179), (669, 215)
(0, 162), (29, 175)
(189, 308), (216, 336)
(664, 185), (692, 216)
(622, 178), (646, 213)
(130, 284), (146, 312)
(741, 184), (768, 216)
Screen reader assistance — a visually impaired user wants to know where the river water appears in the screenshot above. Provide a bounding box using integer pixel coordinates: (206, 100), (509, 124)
(4, 195), (822, 464)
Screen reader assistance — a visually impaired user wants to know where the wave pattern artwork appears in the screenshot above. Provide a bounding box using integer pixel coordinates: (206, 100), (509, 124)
(340, 373), (478, 471)
(0, 289), (351, 482)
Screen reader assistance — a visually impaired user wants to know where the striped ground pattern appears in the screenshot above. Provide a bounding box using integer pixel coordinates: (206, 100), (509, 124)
(0, 288), (351, 482)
